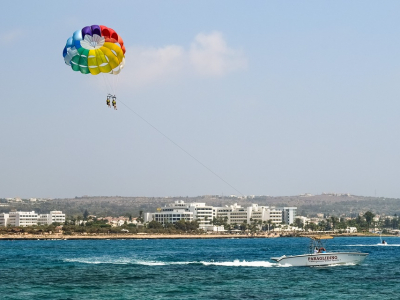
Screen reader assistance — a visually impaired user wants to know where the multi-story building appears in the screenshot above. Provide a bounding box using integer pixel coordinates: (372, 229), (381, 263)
(146, 200), (194, 225)
(146, 201), (297, 230)
(8, 211), (39, 227)
(0, 213), (9, 227)
(38, 211), (66, 225)
(187, 203), (213, 228)
(268, 208), (284, 224)
(0, 211), (66, 227)
(281, 207), (297, 225)
(145, 200), (215, 230)
(212, 204), (235, 223)
(230, 206), (248, 224)
(213, 203), (283, 225)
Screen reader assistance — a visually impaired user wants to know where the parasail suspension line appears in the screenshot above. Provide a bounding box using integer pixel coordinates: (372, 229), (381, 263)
(118, 99), (244, 196)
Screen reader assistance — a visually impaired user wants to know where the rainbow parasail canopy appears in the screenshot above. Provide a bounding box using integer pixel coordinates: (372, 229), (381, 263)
(62, 25), (126, 75)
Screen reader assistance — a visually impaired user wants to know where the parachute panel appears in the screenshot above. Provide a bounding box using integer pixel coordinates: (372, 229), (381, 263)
(100, 46), (119, 70)
(103, 42), (124, 63)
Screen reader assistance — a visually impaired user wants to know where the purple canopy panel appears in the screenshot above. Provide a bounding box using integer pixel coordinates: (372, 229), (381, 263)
(91, 25), (101, 36)
(81, 26), (93, 39)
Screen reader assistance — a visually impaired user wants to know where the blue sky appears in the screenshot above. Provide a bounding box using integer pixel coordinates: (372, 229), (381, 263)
(2, 1), (400, 198)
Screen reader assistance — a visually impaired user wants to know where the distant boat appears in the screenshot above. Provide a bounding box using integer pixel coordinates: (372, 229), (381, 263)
(378, 239), (388, 246)
(379, 232), (388, 246)
(270, 236), (368, 267)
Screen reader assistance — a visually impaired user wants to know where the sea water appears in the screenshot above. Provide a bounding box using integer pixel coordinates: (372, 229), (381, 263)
(0, 237), (399, 299)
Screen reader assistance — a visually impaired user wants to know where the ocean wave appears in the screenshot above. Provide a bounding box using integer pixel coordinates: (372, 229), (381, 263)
(63, 257), (201, 266)
(312, 262), (357, 268)
(64, 257), (134, 265)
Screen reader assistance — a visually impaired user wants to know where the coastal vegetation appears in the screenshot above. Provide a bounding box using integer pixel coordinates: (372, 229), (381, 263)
(0, 217), (203, 236)
(1, 210), (399, 236)
(293, 211), (400, 234)
(212, 211), (400, 234)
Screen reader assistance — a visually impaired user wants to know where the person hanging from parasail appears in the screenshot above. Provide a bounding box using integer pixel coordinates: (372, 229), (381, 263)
(106, 94), (111, 108)
(112, 95), (117, 110)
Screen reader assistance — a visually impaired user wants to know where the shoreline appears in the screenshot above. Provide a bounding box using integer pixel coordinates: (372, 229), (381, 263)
(0, 233), (394, 240)
(0, 234), (273, 240)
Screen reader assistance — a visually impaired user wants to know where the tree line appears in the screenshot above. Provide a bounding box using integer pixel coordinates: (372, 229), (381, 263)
(292, 211), (400, 233)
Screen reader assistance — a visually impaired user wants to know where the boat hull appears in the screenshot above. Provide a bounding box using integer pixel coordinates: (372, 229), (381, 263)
(271, 252), (368, 267)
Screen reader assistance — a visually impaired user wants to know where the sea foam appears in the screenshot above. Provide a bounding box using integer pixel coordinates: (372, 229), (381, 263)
(63, 257), (279, 267)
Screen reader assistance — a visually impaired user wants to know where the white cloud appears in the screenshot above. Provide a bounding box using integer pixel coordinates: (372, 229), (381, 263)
(189, 31), (247, 76)
(126, 45), (185, 87)
(1, 29), (24, 45)
(122, 32), (247, 88)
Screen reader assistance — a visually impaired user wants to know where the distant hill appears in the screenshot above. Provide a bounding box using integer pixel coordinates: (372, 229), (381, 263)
(1, 194), (399, 218)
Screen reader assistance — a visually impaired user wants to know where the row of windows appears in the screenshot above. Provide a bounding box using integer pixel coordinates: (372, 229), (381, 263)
(17, 222), (37, 224)
(155, 214), (192, 217)
(155, 219), (192, 223)
(155, 218), (187, 220)
(155, 217), (192, 219)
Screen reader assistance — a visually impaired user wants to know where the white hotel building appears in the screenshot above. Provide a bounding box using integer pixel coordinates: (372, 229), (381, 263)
(147, 200), (215, 230)
(0, 211), (65, 227)
(282, 207), (297, 225)
(213, 203), (285, 225)
(38, 211), (66, 225)
(145, 201), (297, 230)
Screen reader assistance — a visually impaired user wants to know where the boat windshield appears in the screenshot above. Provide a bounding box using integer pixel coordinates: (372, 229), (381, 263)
(308, 235), (333, 254)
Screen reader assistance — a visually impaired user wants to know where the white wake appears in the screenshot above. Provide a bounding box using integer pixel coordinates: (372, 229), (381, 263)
(343, 244), (400, 247)
(63, 257), (280, 267)
(201, 259), (277, 267)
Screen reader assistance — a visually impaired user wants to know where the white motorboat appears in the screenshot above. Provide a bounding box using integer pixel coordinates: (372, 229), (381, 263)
(271, 236), (369, 267)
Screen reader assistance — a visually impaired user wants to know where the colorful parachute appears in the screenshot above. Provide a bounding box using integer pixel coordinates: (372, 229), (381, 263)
(63, 25), (125, 75)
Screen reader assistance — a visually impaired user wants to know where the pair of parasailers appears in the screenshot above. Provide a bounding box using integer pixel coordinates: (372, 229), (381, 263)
(106, 94), (117, 110)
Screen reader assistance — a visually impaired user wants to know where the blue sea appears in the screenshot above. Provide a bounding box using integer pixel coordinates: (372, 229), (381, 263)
(1, 237), (399, 299)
